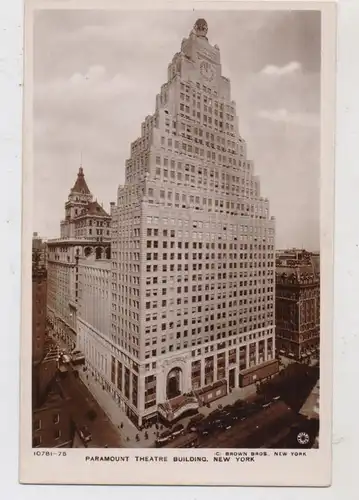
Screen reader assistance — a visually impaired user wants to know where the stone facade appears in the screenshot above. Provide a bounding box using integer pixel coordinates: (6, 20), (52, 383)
(275, 249), (320, 361)
(108, 19), (276, 426)
(47, 167), (111, 351)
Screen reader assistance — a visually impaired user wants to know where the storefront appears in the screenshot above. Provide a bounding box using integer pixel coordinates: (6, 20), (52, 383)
(239, 359), (279, 387)
(195, 379), (227, 405)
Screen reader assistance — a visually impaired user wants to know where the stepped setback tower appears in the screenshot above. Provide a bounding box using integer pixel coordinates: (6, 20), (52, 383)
(110, 19), (277, 426)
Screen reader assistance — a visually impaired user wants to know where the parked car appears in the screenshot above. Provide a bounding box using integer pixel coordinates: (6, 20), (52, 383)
(198, 425), (211, 437)
(79, 426), (92, 443)
(187, 413), (205, 431)
(220, 418), (233, 431)
(171, 424), (185, 437)
(155, 429), (172, 447)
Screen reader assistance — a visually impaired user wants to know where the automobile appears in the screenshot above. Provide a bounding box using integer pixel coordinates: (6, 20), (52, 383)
(187, 413), (205, 426)
(272, 395), (281, 401)
(198, 425), (211, 437)
(220, 418), (233, 431)
(233, 399), (245, 408)
(262, 402), (272, 409)
(171, 424), (185, 437)
(79, 426), (92, 443)
(187, 414), (205, 432)
(155, 430), (173, 447)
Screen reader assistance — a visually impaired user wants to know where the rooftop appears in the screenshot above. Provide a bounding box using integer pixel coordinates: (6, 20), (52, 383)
(76, 200), (110, 219)
(71, 167), (91, 195)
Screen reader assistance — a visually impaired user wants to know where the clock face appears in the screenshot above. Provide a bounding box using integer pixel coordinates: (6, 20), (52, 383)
(200, 60), (215, 82)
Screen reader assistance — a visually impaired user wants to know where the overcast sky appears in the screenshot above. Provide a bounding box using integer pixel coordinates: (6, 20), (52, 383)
(33, 9), (320, 250)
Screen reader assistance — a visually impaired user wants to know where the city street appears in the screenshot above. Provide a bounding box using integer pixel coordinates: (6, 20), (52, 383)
(50, 323), (319, 451)
(80, 368), (258, 448)
(48, 330), (122, 448)
(60, 368), (122, 448)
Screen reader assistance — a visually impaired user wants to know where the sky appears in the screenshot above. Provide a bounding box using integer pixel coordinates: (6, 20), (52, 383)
(33, 9), (321, 250)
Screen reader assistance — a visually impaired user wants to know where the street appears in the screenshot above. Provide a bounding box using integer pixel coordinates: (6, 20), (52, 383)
(49, 330), (122, 448)
(60, 368), (122, 448)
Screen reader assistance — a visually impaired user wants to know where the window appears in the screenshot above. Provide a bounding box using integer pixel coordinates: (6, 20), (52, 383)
(54, 429), (61, 440)
(33, 436), (41, 447)
(53, 413), (60, 424)
(33, 419), (41, 431)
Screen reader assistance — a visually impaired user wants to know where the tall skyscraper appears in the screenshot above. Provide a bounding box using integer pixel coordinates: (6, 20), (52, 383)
(110, 19), (277, 427)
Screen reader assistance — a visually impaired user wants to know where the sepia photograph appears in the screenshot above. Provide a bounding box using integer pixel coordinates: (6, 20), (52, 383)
(21, 0), (335, 487)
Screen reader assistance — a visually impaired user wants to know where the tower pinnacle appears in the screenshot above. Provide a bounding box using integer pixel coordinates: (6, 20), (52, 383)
(193, 18), (208, 38)
(71, 165), (91, 195)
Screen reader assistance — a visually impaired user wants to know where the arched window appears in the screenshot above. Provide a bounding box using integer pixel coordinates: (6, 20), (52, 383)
(95, 247), (103, 260)
(84, 247), (92, 258)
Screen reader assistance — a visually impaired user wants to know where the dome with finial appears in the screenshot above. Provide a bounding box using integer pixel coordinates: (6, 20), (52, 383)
(193, 18), (208, 38)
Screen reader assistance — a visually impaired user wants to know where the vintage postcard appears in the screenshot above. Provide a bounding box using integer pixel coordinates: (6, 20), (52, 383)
(20, 0), (336, 486)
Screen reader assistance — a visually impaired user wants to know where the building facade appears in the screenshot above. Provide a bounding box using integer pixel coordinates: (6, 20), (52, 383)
(32, 379), (73, 448)
(33, 232), (48, 269)
(275, 249), (320, 361)
(32, 239), (73, 448)
(32, 256), (48, 365)
(47, 167), (111, 351)
(108, 19), (277, 426)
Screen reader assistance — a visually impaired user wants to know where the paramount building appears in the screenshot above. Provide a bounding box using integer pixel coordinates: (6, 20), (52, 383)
(109, 19), (278, 426)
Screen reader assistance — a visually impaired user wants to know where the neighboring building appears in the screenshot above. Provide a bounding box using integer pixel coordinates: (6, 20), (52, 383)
(77, 250), (113, 395)
(33, 232), (48, 269)
(32, 246), (73, 448)
(32, 377), (73, 449)
(32, 254), (47, 365)
(275, 249), (320, 361)
(105, 19), (277, 427)
(47, 166), (111, 351)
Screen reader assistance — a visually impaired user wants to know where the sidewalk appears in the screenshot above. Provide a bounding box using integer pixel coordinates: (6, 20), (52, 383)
(79, 371), (157, 448)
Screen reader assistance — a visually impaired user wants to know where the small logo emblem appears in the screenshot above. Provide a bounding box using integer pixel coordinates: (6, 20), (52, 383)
(297, 432), (310, 445)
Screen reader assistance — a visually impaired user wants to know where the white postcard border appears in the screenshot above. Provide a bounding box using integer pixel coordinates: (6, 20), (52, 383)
(19, 0), (336, 486)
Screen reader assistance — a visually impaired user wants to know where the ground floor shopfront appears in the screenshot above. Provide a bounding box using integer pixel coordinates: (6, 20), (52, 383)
(80, 352), (279, 429)
(78, 320), (278, 428)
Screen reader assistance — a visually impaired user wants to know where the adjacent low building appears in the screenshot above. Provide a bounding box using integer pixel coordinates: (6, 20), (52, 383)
(32, 377), (74, 449)
(32, 243), (74, 448)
